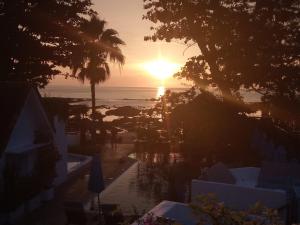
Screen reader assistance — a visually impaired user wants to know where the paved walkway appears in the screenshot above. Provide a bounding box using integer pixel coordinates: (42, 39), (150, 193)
(20, 143), (135, 225)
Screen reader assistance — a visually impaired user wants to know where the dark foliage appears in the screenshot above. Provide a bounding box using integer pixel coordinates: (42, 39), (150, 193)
(0, 0), (95, 87)
(70, 15), (125, 142)
(169, 91), (259, 165)
(1, 145), (59, 211)
(143, 0), (300, 113)
(106, 106), (141, 117)
(43, 97), (70, 121)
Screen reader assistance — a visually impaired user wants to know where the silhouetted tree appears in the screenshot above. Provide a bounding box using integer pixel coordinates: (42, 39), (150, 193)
(70, 15), (125, 142)
(168, 91), (259, 165)
(0, 0), (95, 87)
(70, 104), (89, 144)
(143, 0), (300, 106)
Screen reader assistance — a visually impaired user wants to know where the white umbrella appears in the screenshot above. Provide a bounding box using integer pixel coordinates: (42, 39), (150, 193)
(88, 153), (105, 224)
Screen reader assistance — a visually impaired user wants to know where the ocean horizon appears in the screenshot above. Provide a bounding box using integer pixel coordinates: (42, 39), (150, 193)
(41, 85), (261, 108)
(41, 85), (187, 108)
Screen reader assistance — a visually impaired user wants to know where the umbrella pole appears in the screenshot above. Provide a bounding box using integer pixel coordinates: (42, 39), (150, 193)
(97, 194), (105, 225)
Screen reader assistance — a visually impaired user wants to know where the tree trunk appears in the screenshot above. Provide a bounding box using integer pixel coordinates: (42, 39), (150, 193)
(184, 8), (235, 101)
(90, 82), (96, 144)
(196, 41), (234, 101)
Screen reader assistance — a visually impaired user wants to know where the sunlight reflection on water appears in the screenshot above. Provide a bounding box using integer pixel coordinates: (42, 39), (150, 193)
(98, 152), (188, 215)
(100, 162), (158, 214)
(156, 86), (165, 99)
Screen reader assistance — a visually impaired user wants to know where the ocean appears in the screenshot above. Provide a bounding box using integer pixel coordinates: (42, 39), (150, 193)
(41, 85), (261, 108)
(41, 85), (186, 108)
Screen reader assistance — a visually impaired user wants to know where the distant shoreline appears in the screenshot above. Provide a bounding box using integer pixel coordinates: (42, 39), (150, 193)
(40, 86), (183, 107)
(43, 96), (159, 110)
(41, 85), (261, 108)
(44, 96), (159, 103)
(42, 84), (189, 89)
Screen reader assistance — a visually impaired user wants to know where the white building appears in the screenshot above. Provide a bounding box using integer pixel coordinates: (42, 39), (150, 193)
(132, 162), (300, 225)
(0, 82), (68, 223)
(131, 201), (198, 225)
(191, 162), (300, 223)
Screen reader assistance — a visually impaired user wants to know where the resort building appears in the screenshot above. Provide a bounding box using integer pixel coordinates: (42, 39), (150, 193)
(131, 201), (197, 225)
(0, 82), (69, 224)
(191, 162), (300, 224)
(132, 162), (300, 225)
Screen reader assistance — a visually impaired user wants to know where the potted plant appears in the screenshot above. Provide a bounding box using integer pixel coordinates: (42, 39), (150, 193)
(136, 213), (177, 225)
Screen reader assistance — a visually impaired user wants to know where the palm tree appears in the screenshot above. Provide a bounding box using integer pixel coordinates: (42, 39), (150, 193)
(71, 16), (125, 142)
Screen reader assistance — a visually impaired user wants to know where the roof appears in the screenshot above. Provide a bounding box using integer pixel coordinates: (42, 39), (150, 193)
(0, 82), (33, 155)
(131, 201), (198, 225)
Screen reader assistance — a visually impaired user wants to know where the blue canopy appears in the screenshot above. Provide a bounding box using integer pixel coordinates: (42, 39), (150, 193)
(88, 154), (105, 193)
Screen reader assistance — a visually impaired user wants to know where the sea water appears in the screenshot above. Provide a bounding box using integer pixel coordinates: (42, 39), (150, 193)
(41, 85), (186, 108)
(41, 85), (260, 108)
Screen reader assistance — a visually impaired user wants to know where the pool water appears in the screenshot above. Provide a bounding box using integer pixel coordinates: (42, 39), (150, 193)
(100, 162), (158, 214)
(97, 152), (189, 215)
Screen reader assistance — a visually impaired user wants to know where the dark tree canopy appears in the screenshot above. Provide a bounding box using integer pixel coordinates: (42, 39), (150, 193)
(0, 0), (95, 87)
(165, 90), (257, 164)
(143, 0), (300, 104)
(69, 15), (125, 142)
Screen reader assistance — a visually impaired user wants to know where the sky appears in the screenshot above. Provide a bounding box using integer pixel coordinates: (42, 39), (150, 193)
(50, 0), (199, 88)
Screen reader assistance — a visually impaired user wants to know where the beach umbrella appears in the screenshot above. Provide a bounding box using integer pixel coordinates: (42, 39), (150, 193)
(88, 154), (105, 224)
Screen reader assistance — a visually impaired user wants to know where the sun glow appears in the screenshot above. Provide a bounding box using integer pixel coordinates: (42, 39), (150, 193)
(142, 59), (180, 81)
(156, 86), (165, 98)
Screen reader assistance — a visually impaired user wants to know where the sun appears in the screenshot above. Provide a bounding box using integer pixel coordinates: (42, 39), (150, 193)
(142, 59), (180, 81)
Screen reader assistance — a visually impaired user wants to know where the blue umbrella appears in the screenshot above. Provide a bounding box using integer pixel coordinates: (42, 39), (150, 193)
(88, 154), (105, 224)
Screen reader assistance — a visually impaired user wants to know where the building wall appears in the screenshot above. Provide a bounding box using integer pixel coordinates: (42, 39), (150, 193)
(67, 133), (80, 147)
(5, 90), (52, 153)
(3, 89), (69, 187)
(1, 90), (53, 181)
(53, 116), (68, 186)
(191, 179), (287, 210)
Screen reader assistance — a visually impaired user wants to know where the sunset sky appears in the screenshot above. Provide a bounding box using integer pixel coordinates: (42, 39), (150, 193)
(50, 0), (199, 88)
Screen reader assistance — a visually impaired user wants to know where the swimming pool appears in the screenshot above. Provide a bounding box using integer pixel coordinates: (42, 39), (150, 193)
(96, 152), (188, 215)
